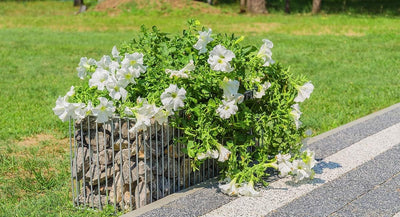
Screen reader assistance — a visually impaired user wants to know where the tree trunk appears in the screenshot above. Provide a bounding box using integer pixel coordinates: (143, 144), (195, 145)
(240, 0), (246, 13)
(74, 0), (84, 7)
(312, 0), (321, 14)
(285, 0), (290, 14)
(246, 0), (267, 14)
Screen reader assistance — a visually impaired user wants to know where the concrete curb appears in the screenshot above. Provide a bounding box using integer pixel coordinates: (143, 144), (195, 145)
(307, 103), (400, 144)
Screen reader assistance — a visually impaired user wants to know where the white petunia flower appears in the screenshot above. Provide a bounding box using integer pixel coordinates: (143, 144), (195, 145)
(257, 39), (275, 67)
(237, 181), (260, 197)
(276, 153), (293, 177)
(220, 77), (244, 103)
(111, 46), (121, 62)
(193, 29), (213, 54)
(219, 178), (239, 196)
(290, 104), (302, 129)
(208, 45), (235, 73)
(165, 60), (195, 79)
(294, 82), (314, 103)
(106, 75), (128, 101)
(66, 86), (75, 98)
(116, 67), (138, 87)
(96, 55), (112, 69)
(197, 149), (219, 160)
(124, 107), (134, 116)
(303, 149), (317, 169)
(129, 98), (157, 132)
(160, 84), (186, 112)
(89, 68), (110, 91)
(254, 82), (271, 99)
(216, 100), (238, 119)
(85, 101), (94, 116)
(121, 52), (146, 75)
(153, 107), (171, 125)
(92, 97), (115, 123)
(74, 102), (88, 121)
(292, 159), (313, 182)
(53, 96), (76, 122)
(217, 144), (231, 162)
(77, 57), (96, 79)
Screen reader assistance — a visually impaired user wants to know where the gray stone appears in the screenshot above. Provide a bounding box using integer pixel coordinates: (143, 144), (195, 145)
(109, 172), (125, 204)
(72, 146), (90, 180)
(121, 121), (137, 140)
(85, 130), (110, 152)
(121, 160), (152, 185)
(115, 148), (137, 165)
(102, 120), (119, 135)
(92, 149), (113, 165)
(165, 144), (185, 158)
(75, 116), (99, 131)
(85, 163), (119, 184)
(135, 181), (151, 208)
(113, 138), (130, 151)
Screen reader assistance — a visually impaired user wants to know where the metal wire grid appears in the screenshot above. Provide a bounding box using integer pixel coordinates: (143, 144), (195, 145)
(69, 116), (218, 211)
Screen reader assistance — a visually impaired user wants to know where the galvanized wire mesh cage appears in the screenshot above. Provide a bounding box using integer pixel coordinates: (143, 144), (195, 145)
(69, 116), (219, 211)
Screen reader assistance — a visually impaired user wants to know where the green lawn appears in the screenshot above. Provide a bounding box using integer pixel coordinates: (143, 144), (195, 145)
(0, 1), (399, 216)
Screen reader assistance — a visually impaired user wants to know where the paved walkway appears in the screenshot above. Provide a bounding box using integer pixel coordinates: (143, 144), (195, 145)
(123, 103), (400, 217)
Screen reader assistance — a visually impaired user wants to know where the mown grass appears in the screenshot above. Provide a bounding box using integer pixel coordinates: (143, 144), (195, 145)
(0, 1), (399, 216)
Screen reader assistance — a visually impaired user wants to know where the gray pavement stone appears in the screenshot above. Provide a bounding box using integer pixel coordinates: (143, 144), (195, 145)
(265, 144), (400, 217)
(330, 172), (400, 217)
(307, 106), (400, 159)
(139, 185), (235, 217)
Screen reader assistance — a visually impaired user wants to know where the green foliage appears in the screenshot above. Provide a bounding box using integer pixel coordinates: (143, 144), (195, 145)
(69, 20), (309, 184)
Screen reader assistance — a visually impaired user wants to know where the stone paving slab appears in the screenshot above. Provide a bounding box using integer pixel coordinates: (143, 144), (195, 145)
(266, 144), (400, 217)
(330, 172), (400, 217)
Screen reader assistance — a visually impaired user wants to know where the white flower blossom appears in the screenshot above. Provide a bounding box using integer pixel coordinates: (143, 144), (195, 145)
(276, 153), (293, 177)
(153, 107), (171, 125)
(53, 88), (88, 122)
(116, 67), (139, 87)
(161, 84), (186, 112)
(129, 98), (157, 132)
(197, 150), (219, 160)
(294, 82), (314, 103)
(193, 29), (213, 54)
(216, 100), (238, 119)
(66, 86), (75, 98)
(292, 159), (313, 182)
(85, 101), (93, 116)
(97, 55), (119, 74)
(96, 55), (112, 69)
(303, 149), (317, 169)
(254, 82), (271, 99)
(92, 97), (115, 123)
(237, 181), (260, 197)
(77, 57), (96, 79)
(89, 68), (110, 91)
(74, 102), (88, 121)
(219, 178), (239, 196)
(208, 45), (235, 72)
(53, 96), (75, 122)
(106, 75), (128, 101)
(291, 104), (302, 129)
(165, 60), (195, 79)
(220, 77), (244, 103)
(121, 52), (146, 75)
(257, 39), (275, 67)
(217, 144), (231, 162)
(112, 46), (121, 61)
(124, 107), (134, 116)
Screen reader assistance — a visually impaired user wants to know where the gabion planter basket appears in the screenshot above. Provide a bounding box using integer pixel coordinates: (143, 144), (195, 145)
(69, 116), (218, 211)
